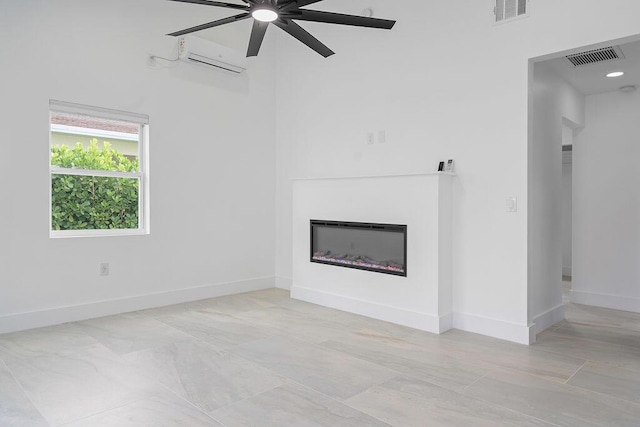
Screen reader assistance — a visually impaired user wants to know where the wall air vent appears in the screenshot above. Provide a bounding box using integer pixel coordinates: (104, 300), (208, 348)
(566, 46), (625, 67)
(494, 0), (528, 23)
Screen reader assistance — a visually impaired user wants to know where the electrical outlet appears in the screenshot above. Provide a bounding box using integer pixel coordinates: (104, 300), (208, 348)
(100, 263), (109, 276)
(367, 132), (375, 145)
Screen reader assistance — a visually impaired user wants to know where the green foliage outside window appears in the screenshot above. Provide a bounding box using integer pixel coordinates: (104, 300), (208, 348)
(51, 139), (139, 230)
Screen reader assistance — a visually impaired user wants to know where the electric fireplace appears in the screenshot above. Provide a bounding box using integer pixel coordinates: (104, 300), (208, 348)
(310, 220), (407, 277)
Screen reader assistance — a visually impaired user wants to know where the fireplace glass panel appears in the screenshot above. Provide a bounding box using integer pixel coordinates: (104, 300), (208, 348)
(310, 220), (407, 276)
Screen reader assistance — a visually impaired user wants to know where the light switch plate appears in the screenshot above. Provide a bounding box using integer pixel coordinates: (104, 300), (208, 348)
(506, 197), (517, 213)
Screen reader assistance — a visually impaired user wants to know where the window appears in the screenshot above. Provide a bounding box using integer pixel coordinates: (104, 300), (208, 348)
(49, 100), (149, 237)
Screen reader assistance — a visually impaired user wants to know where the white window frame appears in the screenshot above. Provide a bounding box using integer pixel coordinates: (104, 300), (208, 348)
(49, 100), (150, 238)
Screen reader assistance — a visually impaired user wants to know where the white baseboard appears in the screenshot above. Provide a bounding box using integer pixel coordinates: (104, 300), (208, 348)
(275, 276), (292, 290)
(291, 286), (451, 334)
(439, 312), (454, 334)
(531, 304), (565, 336)
(562, 267), (572, 277)
(452, 311), (533, 345)
(0, 277), (275, 335)
(571, 290), (640, 313)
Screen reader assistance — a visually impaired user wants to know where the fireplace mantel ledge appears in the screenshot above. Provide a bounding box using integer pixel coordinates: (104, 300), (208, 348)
(292, 172), (456, 181)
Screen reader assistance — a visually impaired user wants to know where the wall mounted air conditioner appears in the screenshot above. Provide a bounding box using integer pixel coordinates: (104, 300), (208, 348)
(178, 35), (248, 74)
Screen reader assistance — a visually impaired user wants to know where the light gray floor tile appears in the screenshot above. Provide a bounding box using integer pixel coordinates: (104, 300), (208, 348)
(124, 339), (285, 412)
(567, 361), (640, 403)
(346, 375), (553, 427)
(321, 333), (488, 392)
(76, 312), (192, 355)
(195, 292), (275, 314)
(236, 288), (293, 306)
(564, 303), (640, 332)
(136, 300), (206, 318)
(60, 393), (221, 426)
(230, 336), (399, 400)
(4, 344), (163, 426)
(551, 322), (640, 350)
(262, 292), (392, 326)
(5, 288), (640, 426)
(234, 306), (348, 343)
(155, 309), (274, 350)
(435, 329), (587, 382)
(464, 368), (640, 427)
(534, 332), (640, 373)
(282, 296), (433, 342)
(0, 323), (97, 362)
(267, 297), (361, 322)
(347, 324), (444, 351)
(239, 291), (408, 341)
(211, 381), (391, 427)
(0, 362), (48, 427)
(317, 311), (431, 342)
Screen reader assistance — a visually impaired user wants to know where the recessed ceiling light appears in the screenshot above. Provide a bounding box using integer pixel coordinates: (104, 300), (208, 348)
(252, 8), (278, 22)
(606, 71), (625, 78)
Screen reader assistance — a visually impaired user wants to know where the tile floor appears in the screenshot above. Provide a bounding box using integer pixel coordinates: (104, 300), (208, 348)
(1, 286), (639, 426)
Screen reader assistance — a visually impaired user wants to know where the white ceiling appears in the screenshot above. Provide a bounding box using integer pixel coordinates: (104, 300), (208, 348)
(166, 0), (254, 52)
(544, 39), (640, 96)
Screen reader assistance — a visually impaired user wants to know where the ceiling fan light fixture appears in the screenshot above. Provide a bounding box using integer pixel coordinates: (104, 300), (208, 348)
(252, 8), (278, 22)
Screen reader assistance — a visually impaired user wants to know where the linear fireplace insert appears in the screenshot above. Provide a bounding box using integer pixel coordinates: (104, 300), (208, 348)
(310, 220), (407, 276)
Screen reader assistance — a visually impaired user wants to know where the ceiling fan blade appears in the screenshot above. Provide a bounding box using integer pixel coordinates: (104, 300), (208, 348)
(167, 12), (251, 36)
(279, 0), (324, 13)
(247, 21), (269, 57)
(296, 1), (324, 6)
(167, 0), (249, 11)
(273, 20), (334, 58)
(290, 10), (396, 30)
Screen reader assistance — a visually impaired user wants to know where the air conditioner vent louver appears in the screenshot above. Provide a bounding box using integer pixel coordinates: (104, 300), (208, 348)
(566, 46), (625, 67)
(186, 53), (245, 74)
(495, 0), (527, 23)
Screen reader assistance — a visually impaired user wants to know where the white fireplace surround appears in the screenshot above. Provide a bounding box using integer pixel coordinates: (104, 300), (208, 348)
(292, 173), (453, 334)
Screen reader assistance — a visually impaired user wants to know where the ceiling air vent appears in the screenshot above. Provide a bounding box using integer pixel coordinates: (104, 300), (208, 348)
(566, 46), (625, 67)
(494, 0), (528, 23)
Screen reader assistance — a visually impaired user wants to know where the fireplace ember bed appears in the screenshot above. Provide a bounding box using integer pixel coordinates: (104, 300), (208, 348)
(310, 220), (407, 277)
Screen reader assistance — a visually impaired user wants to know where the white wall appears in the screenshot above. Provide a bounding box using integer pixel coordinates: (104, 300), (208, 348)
(562, 151), (573, 277)
(572, 90), (640, 312)
(529, 64), (584, 335)
(0, 0), (277, 332)
(562, 124), (574, 278)
(275, 0), (640, 343)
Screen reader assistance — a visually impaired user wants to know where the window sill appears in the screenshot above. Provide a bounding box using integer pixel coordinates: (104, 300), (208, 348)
(50, 228), (149, 239)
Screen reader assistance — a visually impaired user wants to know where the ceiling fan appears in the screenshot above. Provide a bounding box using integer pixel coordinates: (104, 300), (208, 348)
(167, 0), (396, 58)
